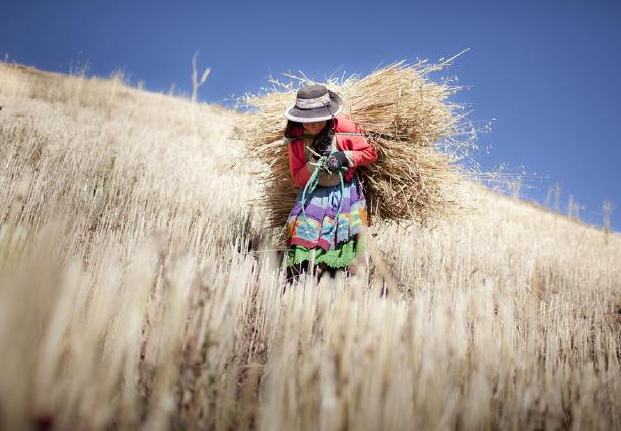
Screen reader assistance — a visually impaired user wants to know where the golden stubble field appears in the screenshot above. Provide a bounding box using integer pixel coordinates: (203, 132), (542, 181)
(0, 63), (620, 431)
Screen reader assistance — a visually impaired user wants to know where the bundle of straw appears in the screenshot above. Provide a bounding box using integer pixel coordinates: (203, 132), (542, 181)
(237, 54), (476, 243)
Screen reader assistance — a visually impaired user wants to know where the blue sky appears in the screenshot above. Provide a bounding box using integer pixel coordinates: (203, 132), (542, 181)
(2, 0), (620, 231)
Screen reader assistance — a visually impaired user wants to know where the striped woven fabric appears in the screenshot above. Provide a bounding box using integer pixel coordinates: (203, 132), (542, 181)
(285, 175), (367, 251)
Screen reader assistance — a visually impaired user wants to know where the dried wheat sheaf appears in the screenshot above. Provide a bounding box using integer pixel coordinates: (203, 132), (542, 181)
(237, 54), (478, 243)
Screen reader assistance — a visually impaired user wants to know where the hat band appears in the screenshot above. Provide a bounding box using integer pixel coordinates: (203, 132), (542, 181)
(296, 93), (330, 109)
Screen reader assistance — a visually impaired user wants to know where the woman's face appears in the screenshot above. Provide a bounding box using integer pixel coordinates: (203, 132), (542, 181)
(302, 120), (327, 136)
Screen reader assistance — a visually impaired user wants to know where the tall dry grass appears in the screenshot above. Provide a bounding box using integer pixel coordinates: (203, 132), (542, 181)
(0, 63), (620, 431)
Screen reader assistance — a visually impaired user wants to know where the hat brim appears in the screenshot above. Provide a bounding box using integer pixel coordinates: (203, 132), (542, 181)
(283, 90), (344, 122)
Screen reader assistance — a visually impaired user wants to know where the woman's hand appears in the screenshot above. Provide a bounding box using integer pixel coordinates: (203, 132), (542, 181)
(326, 151), (349, 171)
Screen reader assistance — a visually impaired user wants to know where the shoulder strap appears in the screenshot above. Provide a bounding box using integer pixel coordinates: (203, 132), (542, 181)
(282, 132), (365, 145)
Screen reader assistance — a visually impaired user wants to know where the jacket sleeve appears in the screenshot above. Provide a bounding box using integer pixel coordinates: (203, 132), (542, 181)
(342, 123), (378, 167)
(287, 141), (314, 188)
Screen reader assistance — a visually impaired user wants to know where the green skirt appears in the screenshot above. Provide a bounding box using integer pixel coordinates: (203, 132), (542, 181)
(285, 234), (364, 268)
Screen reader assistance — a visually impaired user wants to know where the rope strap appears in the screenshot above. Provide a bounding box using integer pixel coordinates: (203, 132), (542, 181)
(282, 132), (362, 238)
(299, 152), (347, 237)
(282, 132), (365, 145)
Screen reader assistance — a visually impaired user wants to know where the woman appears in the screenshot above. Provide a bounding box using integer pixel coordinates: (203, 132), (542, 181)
(283, 84), (377, 282)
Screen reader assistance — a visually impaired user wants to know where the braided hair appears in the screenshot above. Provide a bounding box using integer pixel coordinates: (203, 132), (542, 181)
(284, 120), (334, 157)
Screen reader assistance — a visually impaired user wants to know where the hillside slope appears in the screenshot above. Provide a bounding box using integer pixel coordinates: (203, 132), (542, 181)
(1, 63), (620, 431)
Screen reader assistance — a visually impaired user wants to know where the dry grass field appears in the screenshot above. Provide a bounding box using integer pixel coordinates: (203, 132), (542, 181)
(0, 63), (620, 431)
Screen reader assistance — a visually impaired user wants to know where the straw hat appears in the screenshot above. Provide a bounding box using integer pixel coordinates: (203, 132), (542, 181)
(284, 84), (344, 123)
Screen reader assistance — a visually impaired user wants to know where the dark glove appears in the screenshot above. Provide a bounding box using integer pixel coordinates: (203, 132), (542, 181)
(326, 151), (349, 171)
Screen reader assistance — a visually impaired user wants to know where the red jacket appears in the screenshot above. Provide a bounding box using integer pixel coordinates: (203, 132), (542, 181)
(286, 116), (378, 188)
